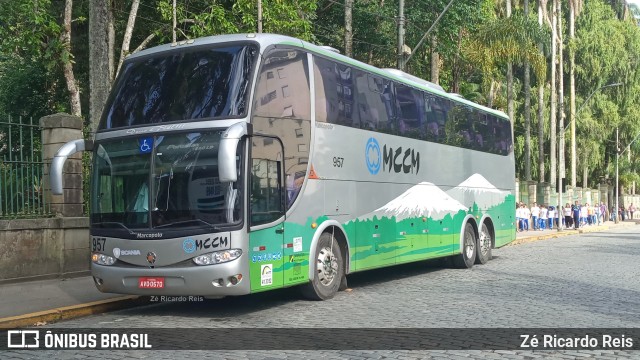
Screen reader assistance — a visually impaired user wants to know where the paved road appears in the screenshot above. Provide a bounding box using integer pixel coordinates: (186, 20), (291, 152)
(6, 227), (640, 359)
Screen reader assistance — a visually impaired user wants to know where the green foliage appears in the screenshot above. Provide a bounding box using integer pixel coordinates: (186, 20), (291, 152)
(463, 12), (548, 89)
(155, 0), (316, 42)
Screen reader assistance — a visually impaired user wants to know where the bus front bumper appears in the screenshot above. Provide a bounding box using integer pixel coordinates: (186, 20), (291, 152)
(91, 259), (251, 297)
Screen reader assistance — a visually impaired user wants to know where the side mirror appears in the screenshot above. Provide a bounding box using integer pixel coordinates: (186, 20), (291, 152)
(218, 122), (251, 183)
(50, 139), (93, 195)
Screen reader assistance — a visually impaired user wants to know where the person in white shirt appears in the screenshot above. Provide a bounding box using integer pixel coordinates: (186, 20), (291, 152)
(547, 206), (555, 230)
(523, 205), (531, 231)
(563, 203), (572, 229)
(580, 205), (588, 226)
(530, 203), (540, 230)
(539, 205), (548, 230)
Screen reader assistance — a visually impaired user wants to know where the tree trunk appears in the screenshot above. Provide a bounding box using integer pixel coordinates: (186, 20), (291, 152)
(550, 0), (557, 188)
(488, 80), (495, 108)
(538, 0), (545, 184)
(172, 0), (177, 43)
(108, 5), (115, 83)
(430, 37), (439, 84)
(506, 0), (514, 134)
(89, 0), (113, 134)
(61, 0), (81, 117)
(558, 0), (565, 187)
(524, 0), (531, 181)
(344, 0), (353, 57)
(583, 152), (588, 187)
(115, 0), (140, 79)
(569, 1), (577, 187)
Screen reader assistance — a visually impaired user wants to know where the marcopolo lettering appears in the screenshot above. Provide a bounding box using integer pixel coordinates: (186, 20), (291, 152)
(195, 235), (229, 250)
(136, 232), (163, 239)
(382, 145), (420, 174)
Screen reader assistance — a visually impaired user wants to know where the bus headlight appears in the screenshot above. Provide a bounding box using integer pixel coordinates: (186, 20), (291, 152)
(193, 249), (242, 266)
(91, 252), (116, 266)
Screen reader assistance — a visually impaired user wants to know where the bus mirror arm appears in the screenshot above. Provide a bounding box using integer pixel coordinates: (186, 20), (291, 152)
(50, 139), (93, 195)
(219, 122), (252, 183)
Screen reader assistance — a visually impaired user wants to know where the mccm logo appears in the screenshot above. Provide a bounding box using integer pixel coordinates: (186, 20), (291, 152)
(365, 137), (381, 175)
(183, 238), (196, 254)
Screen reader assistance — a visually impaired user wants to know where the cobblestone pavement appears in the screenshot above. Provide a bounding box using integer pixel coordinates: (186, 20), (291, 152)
(6, 227), (640, 359)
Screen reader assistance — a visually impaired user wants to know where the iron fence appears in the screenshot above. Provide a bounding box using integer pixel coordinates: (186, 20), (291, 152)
(0, 114), (52, 218)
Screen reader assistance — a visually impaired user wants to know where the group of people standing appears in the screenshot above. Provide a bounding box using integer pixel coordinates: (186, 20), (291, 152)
(516, 201), (610, 232)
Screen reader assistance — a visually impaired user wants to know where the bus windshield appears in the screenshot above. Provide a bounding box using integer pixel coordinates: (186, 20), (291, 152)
(99, 44), (258, 130)
(91, 131), (242, 231)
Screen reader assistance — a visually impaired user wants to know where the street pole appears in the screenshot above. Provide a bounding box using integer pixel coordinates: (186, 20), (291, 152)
(558, 126), (564, 231)
(616, 127), (619, 224)
(257, 0), (263, 33)
(397, 0), (405, 70)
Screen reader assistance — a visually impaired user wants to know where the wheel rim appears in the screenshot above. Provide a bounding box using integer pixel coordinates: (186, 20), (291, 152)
(479, 224), (491, 257)
(464, 229), (475, 259)
(316, 246), (339, 287)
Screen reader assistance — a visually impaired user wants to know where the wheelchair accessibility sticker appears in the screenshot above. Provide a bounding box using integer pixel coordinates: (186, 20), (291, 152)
(139, 137), (153, 153)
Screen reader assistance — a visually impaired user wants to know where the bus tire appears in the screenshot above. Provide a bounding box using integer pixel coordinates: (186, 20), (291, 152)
(301, 232), (343, 300)
(453, 223), (477, 268)
(476, 222), (493, 264)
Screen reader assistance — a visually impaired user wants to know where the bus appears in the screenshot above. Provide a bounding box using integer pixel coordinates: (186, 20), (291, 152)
(51, 33), (515, 301)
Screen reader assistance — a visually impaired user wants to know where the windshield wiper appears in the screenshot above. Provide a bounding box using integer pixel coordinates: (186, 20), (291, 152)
(154, 218), (221, 231)
(93, 221), (135, 234)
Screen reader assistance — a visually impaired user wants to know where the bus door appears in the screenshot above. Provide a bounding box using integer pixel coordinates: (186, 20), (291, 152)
(248, 135), (286, 292)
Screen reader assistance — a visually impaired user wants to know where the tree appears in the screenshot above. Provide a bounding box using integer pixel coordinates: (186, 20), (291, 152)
(61, 0), (81, 117)
(557, 0), (565, 187)
(524, 0), (532, 181)
(569, 0), (583, 187)
(89, 0), (113, 134)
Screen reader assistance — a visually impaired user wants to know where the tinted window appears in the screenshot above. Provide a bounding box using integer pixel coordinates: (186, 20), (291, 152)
(312, 55), (512, 155)
(250, 136), (284, 226)
(395, 84), (425, 139)
(253, 48), (311, 208)
(313, 57), (357, 126)
(101, 44), (258, 130)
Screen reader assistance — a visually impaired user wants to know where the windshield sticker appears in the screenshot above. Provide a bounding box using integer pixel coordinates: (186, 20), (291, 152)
(139, 137), (153, 153)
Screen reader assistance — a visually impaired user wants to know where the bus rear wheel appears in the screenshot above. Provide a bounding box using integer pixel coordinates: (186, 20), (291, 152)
(476, 223), (493, 264)
(301, 232), (343, 300)
(453, 223), (477, 268)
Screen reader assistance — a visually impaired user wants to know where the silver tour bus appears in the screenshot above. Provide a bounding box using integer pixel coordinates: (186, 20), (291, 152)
(51, 34), (516, 300)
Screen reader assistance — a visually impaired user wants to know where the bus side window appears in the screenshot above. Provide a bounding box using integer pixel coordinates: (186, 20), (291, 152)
(250, 136), (284, 226)
(395, 84), (423, 140)
(254, 48), (311, 209)
(313, 57), (357, 127)
(365, 75), (394, 133)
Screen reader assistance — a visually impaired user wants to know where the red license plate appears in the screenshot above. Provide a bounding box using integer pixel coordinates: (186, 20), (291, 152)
(138, 277), (165, 289)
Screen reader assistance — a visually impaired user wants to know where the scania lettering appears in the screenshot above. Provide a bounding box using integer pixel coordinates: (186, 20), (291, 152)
(51, 34), (515, 300)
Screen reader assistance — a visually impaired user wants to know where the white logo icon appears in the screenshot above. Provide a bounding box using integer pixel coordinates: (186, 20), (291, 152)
(113, 248), (121, 258)
(7, 330), (40, 348)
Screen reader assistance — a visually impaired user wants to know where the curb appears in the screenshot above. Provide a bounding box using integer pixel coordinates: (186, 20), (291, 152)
(0, 296), (151, 330)
(510, 222), (638, 246)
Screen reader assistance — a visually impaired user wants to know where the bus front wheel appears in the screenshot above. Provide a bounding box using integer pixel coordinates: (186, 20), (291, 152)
(453, 223), (477, 268)
(302, 232), (344, 300)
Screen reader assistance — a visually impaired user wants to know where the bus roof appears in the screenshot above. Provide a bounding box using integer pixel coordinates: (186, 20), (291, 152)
(127, 33), (509, 120)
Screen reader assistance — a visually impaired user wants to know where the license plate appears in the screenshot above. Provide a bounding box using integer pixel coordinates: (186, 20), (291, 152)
(138, 277), (165, 289)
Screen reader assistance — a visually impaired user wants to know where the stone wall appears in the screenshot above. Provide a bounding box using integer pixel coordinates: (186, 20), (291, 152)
(0, 218), (89, 283)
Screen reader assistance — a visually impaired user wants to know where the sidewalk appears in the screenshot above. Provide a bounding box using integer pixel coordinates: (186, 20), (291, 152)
(0, 276), (149, 329)
(0, 219), (638, 329)
(513, 218), (640, 245)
